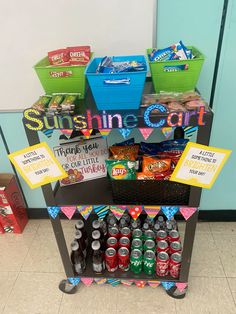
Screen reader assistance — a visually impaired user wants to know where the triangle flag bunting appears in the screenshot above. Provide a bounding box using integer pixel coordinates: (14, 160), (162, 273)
(94, 278), (107, 285)
(119, 128), (132, 139)
(180, 207), (198, 220)
(135, 280), (146, 288)
(139, 128), (154, 140)
(77, 205), (93, 220)
(81, 277), (93, 286)
(60, 129), (73, 138)
(121, 280), (133, 286)
(41, 129), (54, 138)
(99, 129), (111, 138)
(68, 277), (80, 286)
(161, 281), (175, 290)
(147, 280), (160, 288)
(81, 129), (93, 139)
(143, 206), (161, 220)
(161, 206), (179, 220)
(161, 127), (175, 139)
(47, 206), (60, 219)
(107, 279), (120, 287)
(60, 206), (76, 219)
(93, 205), (109, 220)
(184, 126), (198, 139)
(110, 205), (127, 220)
(175, 282), (188, 292)
(128, 205), (143, 220)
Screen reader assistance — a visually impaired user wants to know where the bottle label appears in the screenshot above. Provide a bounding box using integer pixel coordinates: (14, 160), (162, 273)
(93, 263), (103, 273)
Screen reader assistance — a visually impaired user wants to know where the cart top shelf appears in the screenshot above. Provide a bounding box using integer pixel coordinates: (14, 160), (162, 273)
(22, 81), (213, 132)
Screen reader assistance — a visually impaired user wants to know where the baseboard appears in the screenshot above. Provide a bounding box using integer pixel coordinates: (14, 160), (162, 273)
(26, 208), (236, 221)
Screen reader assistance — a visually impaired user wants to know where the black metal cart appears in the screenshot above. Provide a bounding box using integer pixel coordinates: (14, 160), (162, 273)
(22, 82), (213, 298)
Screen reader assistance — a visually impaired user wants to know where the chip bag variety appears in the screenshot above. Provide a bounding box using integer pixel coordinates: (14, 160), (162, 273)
(48, 46), (91, 66)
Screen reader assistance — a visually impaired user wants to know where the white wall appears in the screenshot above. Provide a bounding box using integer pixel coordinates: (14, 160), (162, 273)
(0, 0), (154, 110)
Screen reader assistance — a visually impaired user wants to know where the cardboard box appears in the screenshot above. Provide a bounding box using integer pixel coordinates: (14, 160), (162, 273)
(0, 174), (28, 233)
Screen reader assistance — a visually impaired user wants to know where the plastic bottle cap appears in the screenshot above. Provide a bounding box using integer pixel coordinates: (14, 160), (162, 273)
(71, 241), (79, 251)
(76, 219), (84, 229)
(92, 240), (101, 251)
(75, 230), (82, 239)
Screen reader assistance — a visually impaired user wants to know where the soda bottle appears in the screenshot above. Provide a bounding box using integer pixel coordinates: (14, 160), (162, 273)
(71, 241), (86, 275)
(92, 230), (106, 251)
(100, 220), (107, 237)
(92, 220), (104, 238)
(75, 230), (87, 258)
(75, 219), (88, 245)
(91, 240), (105, 274)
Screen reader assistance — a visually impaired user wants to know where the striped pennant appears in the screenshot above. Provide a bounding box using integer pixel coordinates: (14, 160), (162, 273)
(147, 280), (160, 288)
(99, 129), (111, 138)
(110, 205), (126, 220)
(77, 205), (93, 220)
(107, 279), (120, 287)
(184, 126), (198, 139)
(68, 277), (80, 286)
(94, 278), (107, 285)
(41, 129), (53, 138)
(143, 206), (160, 220)
(93, 205), (109, 220)
(121, 280), (133, 286)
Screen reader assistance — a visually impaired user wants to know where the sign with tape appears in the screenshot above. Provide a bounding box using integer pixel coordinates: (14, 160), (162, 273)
(8, 142), (67, 189)
(170, 142), (231, 189)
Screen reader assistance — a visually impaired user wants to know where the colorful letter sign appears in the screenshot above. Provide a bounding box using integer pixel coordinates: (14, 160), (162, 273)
(170, 142), (231, 188)
(8, 142), (67, 189)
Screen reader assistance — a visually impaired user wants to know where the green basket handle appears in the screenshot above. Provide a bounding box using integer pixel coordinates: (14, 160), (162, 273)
(49, 70), (73, 78)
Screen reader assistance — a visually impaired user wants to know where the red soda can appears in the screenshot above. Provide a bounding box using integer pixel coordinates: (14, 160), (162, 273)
(156, 230), (168, 242)
(118, 247), (130, 271)
(105, 248), (118, 272)
(119, 237), (130, 250)
(169, 252), (182, 278)
(169, 230), (180, 243)
(169, 241), (182, 254)
(120, 227), (131, 239)
(156, 240), (169, 254)
(107, 237), (118, 250)
(108, 226), (119, 239)
(156, 252), (169, 276)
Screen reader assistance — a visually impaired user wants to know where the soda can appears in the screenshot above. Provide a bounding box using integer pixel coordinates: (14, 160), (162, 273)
(105, 248), (118, 272)
(130, 249), (142, 274)
(108, 217), (118, 227)
(156, 252), (169, 276)
(144, 240), (155, 252)
(119, 237), (130, 250)
(130, 220), (138, 230)
(123, 213), (131, 224)
(119, 218), (128, 230)
(143, 250), (156, 275)
(144, 229), (155, 241)
(142, 222), (149, 232)
(156, 240), (169, 254)
(107, 237), (118, 250)
(169, 230), (180, 243)
(120, 227), (131, 239)
(108, 226), (119, 239)
(154, 222), (161, 233)
(118, 247), (130, 271)
(156, 230), (168, 242)
(170, 252), (182, 278)
(169, 241), (182, 254)
(131, 238), (143, 251)
(132, 228), (142, 240)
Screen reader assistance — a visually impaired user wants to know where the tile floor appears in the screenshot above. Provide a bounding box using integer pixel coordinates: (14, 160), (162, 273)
(0, 220), (236, 314)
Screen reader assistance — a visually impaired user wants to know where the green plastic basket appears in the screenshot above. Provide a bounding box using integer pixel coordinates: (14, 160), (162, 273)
(34, 53), (93, 98)
(147, 47), (204, 93)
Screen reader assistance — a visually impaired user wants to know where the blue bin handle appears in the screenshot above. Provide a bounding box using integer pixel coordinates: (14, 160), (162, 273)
(103, 78), (130, 85)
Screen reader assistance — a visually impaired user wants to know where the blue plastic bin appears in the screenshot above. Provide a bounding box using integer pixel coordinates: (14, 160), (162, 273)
(85, 55), (148, 110)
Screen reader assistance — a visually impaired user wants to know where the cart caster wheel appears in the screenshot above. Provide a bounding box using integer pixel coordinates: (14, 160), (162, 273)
(59, 279), (78, 294)
(166, 286), (187, 299)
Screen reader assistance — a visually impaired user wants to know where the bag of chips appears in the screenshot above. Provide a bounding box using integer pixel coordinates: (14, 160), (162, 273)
(142, 156), (171, 177)
(110, 145), (139, 161)
(106, 160), (136, 180)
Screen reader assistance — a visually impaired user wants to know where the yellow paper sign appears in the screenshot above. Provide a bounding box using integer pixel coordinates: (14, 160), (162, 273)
(8, 142), (67, 189)
(170, 142), (231, 189)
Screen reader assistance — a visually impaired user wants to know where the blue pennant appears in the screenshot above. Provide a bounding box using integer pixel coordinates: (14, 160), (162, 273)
(161, 206), (179, 220)
(184, 126), (198, 139)
(107, 279), (120, 287)
(93, 205), (109, 220)
(41, 129), (54, 138)
(68, 277), (81, 286)
(162, 281), (175, 290)
(47, 206), (60, 219)
(119, 128), (132, 139)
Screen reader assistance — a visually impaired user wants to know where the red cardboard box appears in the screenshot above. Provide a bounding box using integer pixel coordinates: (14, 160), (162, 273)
(0, 174), (28, 233)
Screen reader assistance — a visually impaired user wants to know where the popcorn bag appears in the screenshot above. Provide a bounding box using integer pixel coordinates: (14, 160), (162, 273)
(0, 174), (28, 233)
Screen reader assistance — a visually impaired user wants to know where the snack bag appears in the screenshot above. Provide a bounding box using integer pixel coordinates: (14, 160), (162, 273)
(106, 160), (136, 180)
(48, 49), (70, 66)
(67, 46), (91, 65)
(142, 156), (171, 177)
(32, 95), (52, 112)
(110, 145), (139, 161)
(136, 172), (155, 180)
(154, 170), (173, 180)
(47, 95), (64, 113)
(114, 138), (135, 146)
(156, 151), (183, 169)
(139, 142), (162, 156)
(159, 139), (189, 152)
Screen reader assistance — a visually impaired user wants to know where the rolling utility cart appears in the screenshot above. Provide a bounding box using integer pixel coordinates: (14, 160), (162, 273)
(22, 81), (213, 299)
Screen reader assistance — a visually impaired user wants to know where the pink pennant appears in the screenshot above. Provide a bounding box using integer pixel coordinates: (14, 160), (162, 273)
(161, 127), (175, 139)
(81, 129), (93, 139)
(110, 205), (127, 220)
(180, 207), (197, 220)
(143, 206), (160, 220)
(135, 280), (146, 288)
(81, 277), (93, 286)
(60, 206), (76, 219)
(139, 128), (154, 140)
(60, 129), (73, 138)
(176, 282), (188, 292)
(128, 206), (143, 220)
(148, 280), (160, 288)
